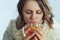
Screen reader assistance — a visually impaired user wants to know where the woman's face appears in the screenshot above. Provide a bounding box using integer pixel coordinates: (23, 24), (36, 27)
(22, 1), (43, 24)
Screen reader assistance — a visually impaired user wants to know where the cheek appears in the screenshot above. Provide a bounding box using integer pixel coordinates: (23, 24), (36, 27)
(37, 13), (43, 20)
(23, 14), (31, 23)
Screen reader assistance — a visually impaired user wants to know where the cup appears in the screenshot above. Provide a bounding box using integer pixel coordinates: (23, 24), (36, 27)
(22, 23), (42, 37)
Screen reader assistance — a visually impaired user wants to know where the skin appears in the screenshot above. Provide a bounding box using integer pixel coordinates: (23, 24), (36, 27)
(22, 1), (46, 40)
(22, 1), (43, 24)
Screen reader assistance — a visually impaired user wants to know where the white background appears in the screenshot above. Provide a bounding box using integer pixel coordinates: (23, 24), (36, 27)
(0, 0), (60, 40)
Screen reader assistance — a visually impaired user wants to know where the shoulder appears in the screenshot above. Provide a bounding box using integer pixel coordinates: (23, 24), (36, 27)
(7, 20), (16, 30)
(5, 19), (17, 36)
(52, 20), (60, 40)
(46, 19), (60, 40)
(3, 20), (17, 40)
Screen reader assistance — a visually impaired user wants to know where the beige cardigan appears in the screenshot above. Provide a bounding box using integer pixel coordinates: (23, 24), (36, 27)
(3, 20), (60, 40)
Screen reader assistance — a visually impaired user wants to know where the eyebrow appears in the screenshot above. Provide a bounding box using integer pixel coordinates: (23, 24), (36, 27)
(24, 9), (42, 11)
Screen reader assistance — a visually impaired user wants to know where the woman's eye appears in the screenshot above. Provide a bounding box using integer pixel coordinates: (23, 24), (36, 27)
(26, 11), (32, 14)
(36, 10), (42, 14)
(26, 12), (31, 14)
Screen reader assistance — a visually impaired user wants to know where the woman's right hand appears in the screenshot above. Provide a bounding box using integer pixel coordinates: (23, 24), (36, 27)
(24, 25), (38, 40)
(24, 33), (35, 40)
(24, 29), (38, 40)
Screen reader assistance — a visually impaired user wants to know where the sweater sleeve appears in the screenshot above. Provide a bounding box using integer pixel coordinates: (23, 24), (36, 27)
(3, 30), (14, 40)
(3, 20), (15, 40)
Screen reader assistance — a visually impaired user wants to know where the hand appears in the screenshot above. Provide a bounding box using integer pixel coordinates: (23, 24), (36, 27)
(24, 28), (39, 40)
(34, 27), (46, 40)
(24, 24), (46, 40)
(24, 26), (35, 40)
(24, 24), (39, 40)
(23, 24), (34, 40)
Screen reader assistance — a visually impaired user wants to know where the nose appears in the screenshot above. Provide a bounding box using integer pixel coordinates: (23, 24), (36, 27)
(30, 13), (36, 20)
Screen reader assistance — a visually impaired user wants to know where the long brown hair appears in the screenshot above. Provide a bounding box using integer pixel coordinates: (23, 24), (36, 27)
(16, 0), (54, 30)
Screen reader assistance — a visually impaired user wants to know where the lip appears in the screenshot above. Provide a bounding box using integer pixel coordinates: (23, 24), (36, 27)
(30, 21), (36, 24)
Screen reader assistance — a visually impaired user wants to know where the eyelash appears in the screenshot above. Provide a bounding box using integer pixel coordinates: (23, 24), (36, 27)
(26, 11), (42, 14)
(26, 11), (32, 14)
(26, 12), (31, 14)
(36, 11), (42, 14)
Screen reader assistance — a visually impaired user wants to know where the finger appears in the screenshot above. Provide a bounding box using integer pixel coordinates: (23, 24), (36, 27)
(36, 29), (46, 39)
(38, 27), (46, 35)
(34, 36), (38, 40)
(24, 24), (31, 35)
(30, 36), (38, 40)
(38, 26), (44, 32)
(24, 24), (29, 30)
(25, 28), (30, 34)
(37, 27), (46, 34)
(34, 31), (41, 40)
(25, 33), (35, 40)
(35, 31), (46, 40)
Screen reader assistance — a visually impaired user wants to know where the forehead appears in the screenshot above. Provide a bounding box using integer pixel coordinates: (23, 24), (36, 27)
(23, 1), (41, 11)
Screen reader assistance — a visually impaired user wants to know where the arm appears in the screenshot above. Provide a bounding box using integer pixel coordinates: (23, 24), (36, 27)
(3, 31), (14, 40)
(3, 20), (15, 40)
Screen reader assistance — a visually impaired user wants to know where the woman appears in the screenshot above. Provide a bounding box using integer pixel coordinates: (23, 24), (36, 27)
(3, 0), (60, 40)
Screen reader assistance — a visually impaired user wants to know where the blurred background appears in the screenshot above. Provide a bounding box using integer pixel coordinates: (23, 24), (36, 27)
(0, 0), (60, 40)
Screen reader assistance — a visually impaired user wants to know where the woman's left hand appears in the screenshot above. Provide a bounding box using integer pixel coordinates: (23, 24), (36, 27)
(34, 27), (46, 40)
